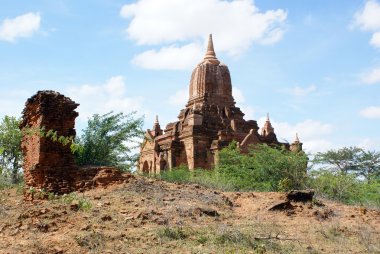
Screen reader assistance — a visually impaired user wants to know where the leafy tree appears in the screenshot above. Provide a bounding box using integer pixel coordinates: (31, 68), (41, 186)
(357, 149), (380, 182)
(0, 116), (23, 184)
(314, 147), (380, 182)
(313, 147), (363, 175)
(75, 111), (144, 171)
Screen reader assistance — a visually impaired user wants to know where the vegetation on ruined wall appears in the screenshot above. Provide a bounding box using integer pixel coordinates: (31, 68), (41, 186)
(74, 111), (144, 171)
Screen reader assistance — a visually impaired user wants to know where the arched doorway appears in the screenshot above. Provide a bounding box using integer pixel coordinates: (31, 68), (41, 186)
(142, 161), (149, 174)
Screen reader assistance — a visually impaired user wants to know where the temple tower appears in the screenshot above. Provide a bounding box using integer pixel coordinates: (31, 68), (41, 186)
(139, 34), (300, 173)
(188, 34), (234, 108)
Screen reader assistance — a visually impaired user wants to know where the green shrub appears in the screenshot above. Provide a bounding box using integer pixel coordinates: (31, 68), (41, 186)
(216, 142), (308, 191)
(160, 166), (236, 191)
(160, 143), (308, 192)
(0, 174), (24, 191)
(160, 165), (192, 183)
(0, 174), (12, 190)
(308, 170), (380, 207)
(59, 192), (92, 211)
(157, 226), (188, 240)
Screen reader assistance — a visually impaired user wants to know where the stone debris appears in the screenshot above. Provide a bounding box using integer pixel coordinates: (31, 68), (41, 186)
(192, 207), (220, 217)
(286, 189), (315, 202)
(268, 201), (294, 211)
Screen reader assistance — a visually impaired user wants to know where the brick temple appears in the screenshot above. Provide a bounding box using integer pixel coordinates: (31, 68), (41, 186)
(139, 35), (302, 174)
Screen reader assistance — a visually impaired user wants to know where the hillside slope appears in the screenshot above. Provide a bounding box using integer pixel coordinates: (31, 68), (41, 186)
(0, 176), (379, 254)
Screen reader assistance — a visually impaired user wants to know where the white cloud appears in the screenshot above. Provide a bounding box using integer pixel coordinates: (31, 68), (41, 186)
(67, 76), (145, 122)
(121, 0), (287, 69)
(0, 12), (41, 42)
(353, 0), (380, 31)
(240, 105), (255, 120)
(233, 87), (245, 104)
(168, 89), (188, 106)
(232, 87), (255, 119)
(362, 67), (380, 84)
(302, 139), (335, 154)
(281, 85), (317, 97)
(360, 106), (380, 118)
(353, 0), (380, 49)
(370, 31), (380, 48)
(0, 89), (30, 118)
(132, 43), (203, 70)
(104, 76), (126, 97)
(257, 117), (334, 153)
(359, 138), (380, 150)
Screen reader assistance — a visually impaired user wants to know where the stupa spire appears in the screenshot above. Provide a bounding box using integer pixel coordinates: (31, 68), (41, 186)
(261, 113), (274, 137)
(290, 132), (303, 152)
(294, 133), (300, 143)
(152, 115), (162, 136)
(203, 34), (220, 65)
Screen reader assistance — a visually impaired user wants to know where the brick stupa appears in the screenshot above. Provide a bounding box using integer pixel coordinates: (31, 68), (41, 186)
(139, 35), (302, 174)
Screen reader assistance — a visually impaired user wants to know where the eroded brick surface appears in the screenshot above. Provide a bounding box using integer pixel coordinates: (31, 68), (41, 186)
(20, 91), (79, 193)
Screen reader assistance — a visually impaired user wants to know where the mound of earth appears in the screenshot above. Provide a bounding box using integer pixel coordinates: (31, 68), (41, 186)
(0, 176), (379, 253)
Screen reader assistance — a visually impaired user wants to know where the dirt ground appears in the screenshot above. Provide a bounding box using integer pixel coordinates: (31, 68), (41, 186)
(0, 176), (379, 254)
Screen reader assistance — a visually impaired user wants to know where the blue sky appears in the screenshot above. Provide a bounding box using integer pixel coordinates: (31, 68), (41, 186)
(0, 0), (379, 154)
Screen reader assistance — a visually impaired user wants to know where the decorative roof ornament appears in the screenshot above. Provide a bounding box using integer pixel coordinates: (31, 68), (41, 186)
(294, 133), (300, 143)
(261, 113), (275, 137)
(202, 34), (220, 65)
(153, 115), (160, 129)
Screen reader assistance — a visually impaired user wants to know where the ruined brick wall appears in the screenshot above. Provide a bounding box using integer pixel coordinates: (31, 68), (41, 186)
(20, 91), (131, 196)
(20, 91), (79, 194)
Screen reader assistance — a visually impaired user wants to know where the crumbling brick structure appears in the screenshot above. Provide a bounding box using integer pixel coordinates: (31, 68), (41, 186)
(139, 35), (303, 174)
(20, 91), (130, 195)
(20, 91), (79, 193)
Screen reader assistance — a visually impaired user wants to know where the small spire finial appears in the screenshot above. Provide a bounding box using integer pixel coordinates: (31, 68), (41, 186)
(152, 115), (162, 135)
(153, 115), (160, 129)
(295, 133), (300, 143)
(207, 34), (215, 56)
(203, 34), (220, 65)
(261, 113), (274, 137)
